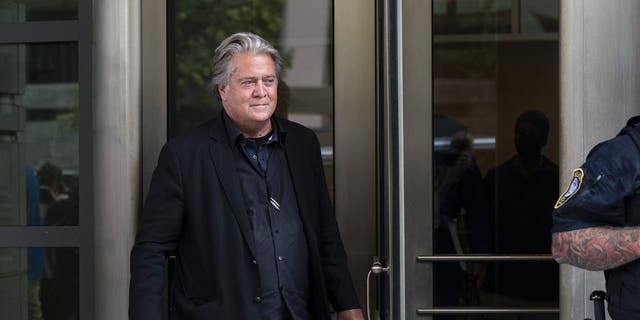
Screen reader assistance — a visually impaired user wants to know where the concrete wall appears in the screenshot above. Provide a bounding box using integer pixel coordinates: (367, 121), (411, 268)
(560, 1), (640, 319)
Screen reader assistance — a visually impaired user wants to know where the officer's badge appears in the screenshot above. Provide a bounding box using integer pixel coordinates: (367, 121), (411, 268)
(554, 168), (584, 208)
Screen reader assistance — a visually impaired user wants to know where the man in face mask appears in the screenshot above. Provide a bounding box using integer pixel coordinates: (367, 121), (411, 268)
(514, 110), (549, 172)
(477, 110), (559, 302)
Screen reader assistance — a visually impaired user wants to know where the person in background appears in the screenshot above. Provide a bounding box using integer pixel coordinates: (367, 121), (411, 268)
(480, 110), (559, 303)
(129, 32), (363, 320)
(26, 166), (44, 320)
(36, 161), (67, 213)
(433, 118), (482, 315)
(40, 186), (80, 320)
(36, 161), (80, 319)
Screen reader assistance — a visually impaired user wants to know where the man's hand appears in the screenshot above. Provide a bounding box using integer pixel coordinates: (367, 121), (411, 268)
(338, 308), (365, 320)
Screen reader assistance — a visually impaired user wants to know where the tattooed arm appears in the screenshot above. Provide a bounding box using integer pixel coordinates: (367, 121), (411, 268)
(552, 226), (640, 271)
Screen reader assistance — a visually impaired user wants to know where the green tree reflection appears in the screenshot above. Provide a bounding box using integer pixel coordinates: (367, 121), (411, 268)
(174, 0), (292, 133)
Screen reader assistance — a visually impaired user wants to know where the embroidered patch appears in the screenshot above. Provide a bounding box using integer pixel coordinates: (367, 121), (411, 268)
(554, 168), (584, 209)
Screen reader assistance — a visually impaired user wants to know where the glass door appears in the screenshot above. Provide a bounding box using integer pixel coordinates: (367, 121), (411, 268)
(166, 1), (382, 316)
(395, 0), (561, 319)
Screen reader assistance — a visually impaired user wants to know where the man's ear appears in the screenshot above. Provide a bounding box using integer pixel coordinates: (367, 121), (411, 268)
(217, 84), (227, 101)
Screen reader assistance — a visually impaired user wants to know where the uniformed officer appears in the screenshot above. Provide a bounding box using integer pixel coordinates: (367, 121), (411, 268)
(551, 116), (640, 320)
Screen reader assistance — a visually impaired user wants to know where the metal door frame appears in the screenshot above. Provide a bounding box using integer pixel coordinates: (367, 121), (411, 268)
(150, 1), (383, 318)
(334, 0), (379, 316)
(397, 1), (432, 318)
(399, 0), (560, 318)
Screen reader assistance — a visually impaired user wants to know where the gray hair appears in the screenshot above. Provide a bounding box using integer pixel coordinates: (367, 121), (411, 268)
(209, 32), (282, 97)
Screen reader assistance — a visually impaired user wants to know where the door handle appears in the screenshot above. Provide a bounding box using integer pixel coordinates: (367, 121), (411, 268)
(370, 261), (389, 274)
(367, 258), (389, 320)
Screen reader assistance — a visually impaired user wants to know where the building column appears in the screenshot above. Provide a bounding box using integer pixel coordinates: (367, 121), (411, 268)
(93, 0), (141, 319)
(560, 1), (640, 319)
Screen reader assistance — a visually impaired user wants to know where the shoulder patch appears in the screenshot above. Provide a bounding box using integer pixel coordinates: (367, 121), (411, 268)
(554, 168), (584, 209)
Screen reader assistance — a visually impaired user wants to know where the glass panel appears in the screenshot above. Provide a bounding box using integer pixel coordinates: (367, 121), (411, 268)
(520, 0), (559, 33)
(433, 260), (559, 309)
(433, 3), (560, 316)
(433, 0), (512, 35)
(0, 43), (79, 226)
(0, 247), (79, 320)
(0, 0), (78, 23)
(170, 1), (335, 197)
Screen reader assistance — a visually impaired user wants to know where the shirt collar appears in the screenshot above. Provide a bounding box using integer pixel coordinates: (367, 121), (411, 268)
(221, 110), (285, 147)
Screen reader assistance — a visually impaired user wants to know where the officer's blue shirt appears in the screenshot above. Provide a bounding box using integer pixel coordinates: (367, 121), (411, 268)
(223, 112), (311, 320)
(551, 126), (640, 319)
(552, 131), (640, 233)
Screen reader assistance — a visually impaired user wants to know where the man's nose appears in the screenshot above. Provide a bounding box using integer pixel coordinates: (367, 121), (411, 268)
(253, 81), (267, 97)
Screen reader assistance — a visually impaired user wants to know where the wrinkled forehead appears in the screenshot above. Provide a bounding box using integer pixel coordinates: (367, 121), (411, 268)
(228, 52), (276, 79)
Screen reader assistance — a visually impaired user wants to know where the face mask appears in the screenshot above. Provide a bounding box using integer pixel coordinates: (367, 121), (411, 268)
(515, 134), (542, 159)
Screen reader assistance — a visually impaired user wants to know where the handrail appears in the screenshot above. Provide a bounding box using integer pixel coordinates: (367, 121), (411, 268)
(415, 254), (559, 316)
(416, 307), (560, 315)
(416, 254), (554, 262)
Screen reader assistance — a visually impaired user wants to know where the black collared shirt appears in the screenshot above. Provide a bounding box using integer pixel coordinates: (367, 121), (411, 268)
(222, 112), (311, 320)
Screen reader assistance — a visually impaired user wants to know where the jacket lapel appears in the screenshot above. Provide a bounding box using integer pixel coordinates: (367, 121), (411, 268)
(208, 118), (257, 258)
(280, 121), (317, 240)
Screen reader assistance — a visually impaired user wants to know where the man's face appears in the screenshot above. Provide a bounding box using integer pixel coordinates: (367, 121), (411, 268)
(218, 52), (278, 136)
(515, 121), (544, 158)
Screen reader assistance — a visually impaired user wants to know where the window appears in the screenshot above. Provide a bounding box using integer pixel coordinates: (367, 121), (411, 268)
(0, 1), (92, 319)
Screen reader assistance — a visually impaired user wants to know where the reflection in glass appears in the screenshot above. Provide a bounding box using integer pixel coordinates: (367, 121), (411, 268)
(433, 116), (482, 315)
(0, 43), (79, 226)
(0, 247), (79, 320)
(520, 0), (559, 33)
(171, 1), (335, 196)
(433, 1), (559, 318)
(433, 0), (511, 35)
(0, 0), (78, 23)
(477, 110), (559, 309)
(431, 260), (559, 310)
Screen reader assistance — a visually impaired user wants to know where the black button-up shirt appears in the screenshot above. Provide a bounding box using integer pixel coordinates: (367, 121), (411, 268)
(223, 112), (311, 320)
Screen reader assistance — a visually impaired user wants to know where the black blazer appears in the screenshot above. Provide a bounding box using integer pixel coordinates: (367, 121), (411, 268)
(129, 115), (359, 319)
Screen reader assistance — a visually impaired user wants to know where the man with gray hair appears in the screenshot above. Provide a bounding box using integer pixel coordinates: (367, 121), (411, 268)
(130, 32), (363, 320)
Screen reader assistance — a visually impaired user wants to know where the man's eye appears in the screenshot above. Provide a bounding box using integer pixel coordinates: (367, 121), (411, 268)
(240, 80), (255, 88)
(264, 78), (276, 86)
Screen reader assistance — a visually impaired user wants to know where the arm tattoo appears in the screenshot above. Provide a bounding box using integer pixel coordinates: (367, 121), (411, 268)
(552, 226), (640, 271)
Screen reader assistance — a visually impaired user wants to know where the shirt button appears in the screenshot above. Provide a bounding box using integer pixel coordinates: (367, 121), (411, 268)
(278, 256), (283, 261)
(252, 155), (257, 160)
(253, 296), (262, 303)
(251, 259), (257, 265)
